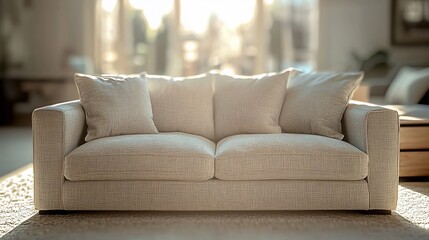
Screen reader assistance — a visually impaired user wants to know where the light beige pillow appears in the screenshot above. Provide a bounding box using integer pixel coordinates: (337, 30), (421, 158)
(146, 73), (215, 141)
(385, 67), (429, 105)
(213, 70), (290, 141)
(75, 73), (158, 142)
(279, 71), (363, 140)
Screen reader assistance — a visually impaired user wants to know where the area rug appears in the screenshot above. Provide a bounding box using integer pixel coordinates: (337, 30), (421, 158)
(1, 165), (428, 240)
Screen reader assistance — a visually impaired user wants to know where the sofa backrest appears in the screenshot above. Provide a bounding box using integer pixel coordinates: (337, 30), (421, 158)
(212, 71), (290, 141)
(146, 73), (215, 141)
(73, 70), (362, 143)
(147, 71), (293, 142)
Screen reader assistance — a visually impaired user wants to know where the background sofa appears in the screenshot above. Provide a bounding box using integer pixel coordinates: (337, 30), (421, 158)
(356, 65), (429, 119)
(32, 71), (399, 212)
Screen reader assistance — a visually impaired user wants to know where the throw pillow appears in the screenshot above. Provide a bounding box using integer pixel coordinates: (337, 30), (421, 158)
(213, 70), (291, 141)
(279, 71), (363, 140)
(75, 73), (158, 142)
(146, 73), (215, 141)
(385, 66), (429, 105)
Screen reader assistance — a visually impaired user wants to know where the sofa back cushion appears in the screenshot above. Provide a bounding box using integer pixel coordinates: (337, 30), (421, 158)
(146, 73), (215, 141)
(75, 73), (158, 142)
(279, 71), (363, 140)
(213, 70), (290, 141)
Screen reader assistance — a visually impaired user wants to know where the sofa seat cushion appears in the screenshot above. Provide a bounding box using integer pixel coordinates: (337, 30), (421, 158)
(215, 134), (368, 181)
(65, 133), (215, 181)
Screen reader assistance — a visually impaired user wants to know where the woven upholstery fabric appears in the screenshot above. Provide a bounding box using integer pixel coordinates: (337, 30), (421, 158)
(63, 179), (369, 210)
(146, 73), (215, 141)
(32, 100), (86, 210)
(213, 71), (290, 142)
(32, 100), (398, 211)
(65, 133), (215, 181)
(342, 101), (399, 210)
(280, 72), (363, 140)
(216, 134), (368, 181)
(75, 74), (158, 142)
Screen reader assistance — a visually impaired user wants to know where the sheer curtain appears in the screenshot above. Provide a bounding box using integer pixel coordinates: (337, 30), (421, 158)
(94, 0), (318, 76)
(95, 0), (134, 74)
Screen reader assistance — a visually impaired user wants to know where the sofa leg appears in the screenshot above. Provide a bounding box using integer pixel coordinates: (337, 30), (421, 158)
(359, 210), (392, 215)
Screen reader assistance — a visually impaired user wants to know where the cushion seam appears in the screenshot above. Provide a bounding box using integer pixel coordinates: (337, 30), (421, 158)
(66, 154), (214, 158)
(216, 153), (367, 157)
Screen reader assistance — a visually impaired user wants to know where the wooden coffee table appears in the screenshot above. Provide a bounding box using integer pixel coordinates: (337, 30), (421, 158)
(386, 105), (429, 177)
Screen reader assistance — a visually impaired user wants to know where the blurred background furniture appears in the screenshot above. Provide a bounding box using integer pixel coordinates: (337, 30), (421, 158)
(354, 64), (429, 177)
(385, 105), (429, 177)
(363, 65), (429, 105)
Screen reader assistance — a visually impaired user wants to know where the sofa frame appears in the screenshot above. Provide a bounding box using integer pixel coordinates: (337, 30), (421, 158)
(32, 100), (399, 212)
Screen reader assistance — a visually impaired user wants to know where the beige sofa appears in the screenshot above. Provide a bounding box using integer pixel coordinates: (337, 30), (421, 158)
(32, 72), (399, 212)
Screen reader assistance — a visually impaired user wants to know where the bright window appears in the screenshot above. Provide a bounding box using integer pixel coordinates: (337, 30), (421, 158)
(97, 0), (318, 75)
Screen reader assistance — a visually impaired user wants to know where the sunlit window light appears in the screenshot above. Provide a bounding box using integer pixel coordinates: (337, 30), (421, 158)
(103, 51), (118, 62)
(214, 0), (255, 28)
(220, 63), (236, 75)
(183, 40), (199, 62)
(102, 0), (118, 12)
(97, 0), (318, 75)
(184, 41), (198, 52)
(180, 0), (211, 34)
(184, 52), (198, 62)
(129, 0), (173, 29)
(181, 0), (256, 34)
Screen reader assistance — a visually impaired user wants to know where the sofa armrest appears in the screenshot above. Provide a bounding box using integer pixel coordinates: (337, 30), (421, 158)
(32, 100), (86, 210)
(342, 101), (399, 210)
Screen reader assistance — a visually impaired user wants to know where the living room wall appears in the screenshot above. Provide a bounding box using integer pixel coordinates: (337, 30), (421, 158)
(318, 0), (429, 72)
(18, 0), (94, 76)
(3, 0), (95, 114)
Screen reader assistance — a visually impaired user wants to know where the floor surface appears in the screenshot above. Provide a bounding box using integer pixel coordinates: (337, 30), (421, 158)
(0, 128), (428, 240)
(0, 165), (428, 240)
(0, 127), (32, 176)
